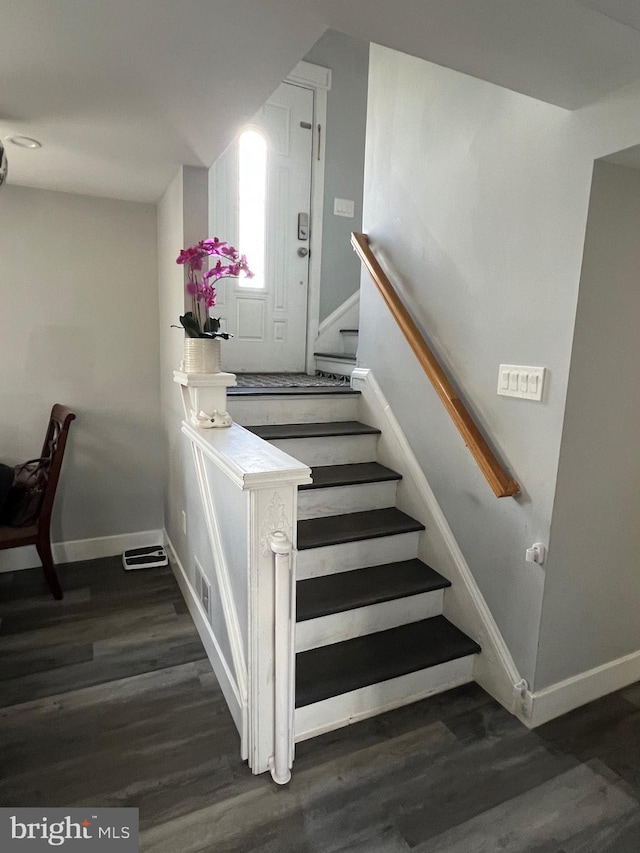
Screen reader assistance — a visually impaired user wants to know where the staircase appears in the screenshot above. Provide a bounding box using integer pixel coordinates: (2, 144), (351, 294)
(314, 328), (359, 378)
(229, 385), (480, 743)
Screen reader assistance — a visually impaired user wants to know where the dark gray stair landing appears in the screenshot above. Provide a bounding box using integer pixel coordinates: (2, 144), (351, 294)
(228, 386), (358, 397)
(246, 421), (380, 440)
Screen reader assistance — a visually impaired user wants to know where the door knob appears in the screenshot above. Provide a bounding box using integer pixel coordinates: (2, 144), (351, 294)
(297, 247), (309, 257)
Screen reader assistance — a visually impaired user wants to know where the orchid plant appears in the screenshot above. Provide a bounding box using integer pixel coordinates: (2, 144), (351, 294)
(176, 238), (253, 338)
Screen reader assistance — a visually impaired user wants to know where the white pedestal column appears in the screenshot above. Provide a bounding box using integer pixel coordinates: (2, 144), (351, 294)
(174, 370), (237, 428)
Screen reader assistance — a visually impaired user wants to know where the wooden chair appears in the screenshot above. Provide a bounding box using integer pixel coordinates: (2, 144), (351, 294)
(0, 405), (76, 600)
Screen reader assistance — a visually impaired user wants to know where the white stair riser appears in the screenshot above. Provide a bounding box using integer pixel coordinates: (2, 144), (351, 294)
(228, 394), (359, 427)
(340, 330), (358, 357)
(296, 531), (421, 580)
(297, 480), (398, 520)
(294, 654), (475, 742)
(296, 589), (444, 652)
(270, 434), (378, 466)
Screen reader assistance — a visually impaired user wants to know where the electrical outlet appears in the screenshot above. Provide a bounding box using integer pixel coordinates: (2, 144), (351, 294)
(181, 510), (187, 535)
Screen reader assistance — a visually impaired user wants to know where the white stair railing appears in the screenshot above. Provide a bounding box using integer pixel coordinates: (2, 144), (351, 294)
(174, 371), (310, 779)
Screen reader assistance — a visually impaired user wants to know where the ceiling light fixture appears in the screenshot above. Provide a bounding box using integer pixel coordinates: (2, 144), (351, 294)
(8, 135), (42, 149)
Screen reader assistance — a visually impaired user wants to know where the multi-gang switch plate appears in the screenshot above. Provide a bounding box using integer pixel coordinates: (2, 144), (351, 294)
(333, 197), (355, 218)
(497, 364), (545, 401)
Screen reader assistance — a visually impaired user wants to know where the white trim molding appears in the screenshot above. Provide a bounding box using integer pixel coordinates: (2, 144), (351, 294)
(0, 529), (164, 574)
(351, 368), (527, 721)
(522, 649), (640, 728)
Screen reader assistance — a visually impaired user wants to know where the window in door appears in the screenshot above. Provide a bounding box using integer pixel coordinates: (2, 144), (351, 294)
(210, 81), (314, 372)
(238, 129), (267, 290)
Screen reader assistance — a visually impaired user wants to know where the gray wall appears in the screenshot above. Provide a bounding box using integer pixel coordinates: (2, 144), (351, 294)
(360, 45), (586, 683)
(304, 30), (369, 321)
(361, 43), (640, 690)
(158, 168), (189, 558)
(0, 185), (162, 561)
(536, 161), (640, 687)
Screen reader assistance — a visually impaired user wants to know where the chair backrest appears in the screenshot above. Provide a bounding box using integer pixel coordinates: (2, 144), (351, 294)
(38, 405), (76, 529)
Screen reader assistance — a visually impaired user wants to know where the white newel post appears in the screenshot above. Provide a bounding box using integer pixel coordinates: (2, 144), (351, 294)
(247, 484), (305, 779)
(268, 530), (294, 784)
(174, 369), (237, 428)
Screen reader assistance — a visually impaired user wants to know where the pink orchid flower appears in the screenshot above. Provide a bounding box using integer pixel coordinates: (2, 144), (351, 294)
(177, 237), (253, 337)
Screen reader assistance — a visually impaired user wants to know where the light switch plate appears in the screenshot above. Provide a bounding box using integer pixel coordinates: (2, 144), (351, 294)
(333, 197), (355, 218)
(497, 364), (545, 401)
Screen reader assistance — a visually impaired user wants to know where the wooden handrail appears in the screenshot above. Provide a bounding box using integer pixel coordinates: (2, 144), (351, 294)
(351, 232), (520, 498)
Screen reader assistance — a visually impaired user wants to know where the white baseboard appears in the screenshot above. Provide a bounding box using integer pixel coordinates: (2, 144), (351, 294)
(163, 533), (246, 754)
(523, 649), (640, 728)
(0, 528), (164, 573)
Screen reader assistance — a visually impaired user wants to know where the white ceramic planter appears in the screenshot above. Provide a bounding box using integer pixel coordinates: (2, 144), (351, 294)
(183, 337), (221, 374)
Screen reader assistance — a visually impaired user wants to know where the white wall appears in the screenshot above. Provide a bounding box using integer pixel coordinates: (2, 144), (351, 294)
(158, 169), (188, 553)
(158, 166), (208, 567)
(536, 161), (640, 687)
(304, 30), (369, 321)
(157, 166), (237, 668)
(0, 185), (162, 566)
(360, 44), (640, 689)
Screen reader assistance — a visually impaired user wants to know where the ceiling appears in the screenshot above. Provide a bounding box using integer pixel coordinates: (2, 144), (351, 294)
(3, 0), (640, 203)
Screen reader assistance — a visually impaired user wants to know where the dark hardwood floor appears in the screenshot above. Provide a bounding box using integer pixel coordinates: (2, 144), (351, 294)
(2, 557), (640, 852)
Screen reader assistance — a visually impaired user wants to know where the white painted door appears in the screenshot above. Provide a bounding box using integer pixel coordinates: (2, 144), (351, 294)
(210, 82), (314, 372)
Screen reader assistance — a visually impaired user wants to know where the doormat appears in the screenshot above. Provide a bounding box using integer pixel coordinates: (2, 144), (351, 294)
(234, 373), (349, 388)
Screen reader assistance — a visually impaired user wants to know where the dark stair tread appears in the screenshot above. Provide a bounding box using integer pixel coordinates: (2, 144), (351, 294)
(246, 421), (380, 440)
(300, 462), (402, 491)
(296, 616), (480, 707)
(314, 351), (357, 361)
(297, 559), (451, 622)
(298, 508), (424, 550)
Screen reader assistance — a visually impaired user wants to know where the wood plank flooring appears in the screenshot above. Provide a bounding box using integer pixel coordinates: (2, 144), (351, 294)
(2, 557), (640, 852)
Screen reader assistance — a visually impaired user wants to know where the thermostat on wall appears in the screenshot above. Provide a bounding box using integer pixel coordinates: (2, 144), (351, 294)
(122, 545), (168, 571)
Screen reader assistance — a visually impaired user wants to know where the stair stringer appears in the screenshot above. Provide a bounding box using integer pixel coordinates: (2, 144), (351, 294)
(351, 368), (530, 724)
